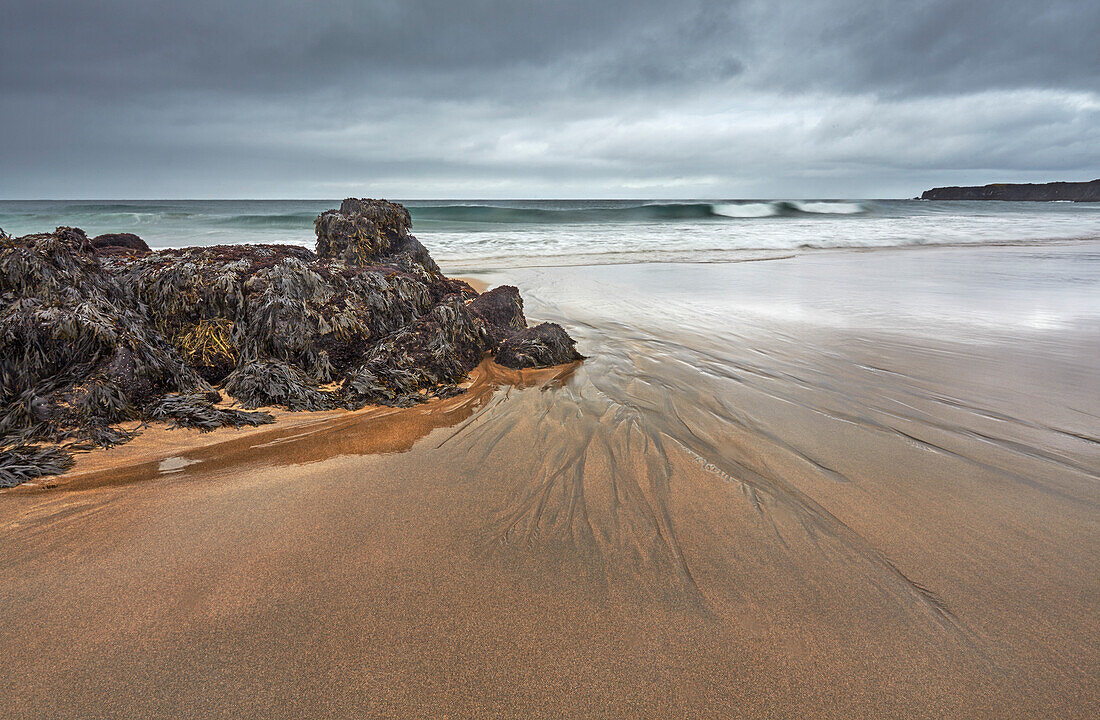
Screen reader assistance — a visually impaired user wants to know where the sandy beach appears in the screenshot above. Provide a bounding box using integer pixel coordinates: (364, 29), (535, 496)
(2, 242), (1098, 718)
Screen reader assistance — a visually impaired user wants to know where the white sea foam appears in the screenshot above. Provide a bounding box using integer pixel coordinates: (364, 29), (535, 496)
(790, 201), (866, 214)
(712, 203), (779, 218)
(712, 201), (866, 217)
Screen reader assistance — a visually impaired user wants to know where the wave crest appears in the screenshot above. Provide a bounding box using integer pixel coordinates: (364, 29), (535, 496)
(712, 203), (780, 218)
(411, 201), (869, 224)
(788, 201), (866, 215)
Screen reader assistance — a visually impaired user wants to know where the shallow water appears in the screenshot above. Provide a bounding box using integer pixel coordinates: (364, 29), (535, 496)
(2, 242), (1097, 717)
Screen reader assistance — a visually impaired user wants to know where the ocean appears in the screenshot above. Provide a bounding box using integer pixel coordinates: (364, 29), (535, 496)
(2, 199), (1099, 268)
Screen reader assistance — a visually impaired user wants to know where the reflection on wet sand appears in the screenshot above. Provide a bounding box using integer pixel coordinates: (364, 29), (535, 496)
(1, 244), (1098, 718)
(22, 360), (577, 493)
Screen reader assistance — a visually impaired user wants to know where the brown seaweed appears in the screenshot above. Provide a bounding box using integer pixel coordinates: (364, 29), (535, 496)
(495, 323), (584, 369)
(145, 393), (275, 432)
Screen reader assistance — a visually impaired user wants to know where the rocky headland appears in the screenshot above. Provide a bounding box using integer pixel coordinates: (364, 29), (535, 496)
(0, 199), (581, 486)
(921, 179), (1100, 201)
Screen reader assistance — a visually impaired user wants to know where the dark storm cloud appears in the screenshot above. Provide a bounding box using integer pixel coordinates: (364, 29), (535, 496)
(745, 0), (1100, 95)
(1, 0), (736, 95)
(1, 0), (1097, 197)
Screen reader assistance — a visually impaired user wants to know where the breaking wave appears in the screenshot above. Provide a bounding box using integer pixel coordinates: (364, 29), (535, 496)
(0, 200), (871, 237)
(711, 201), (867, 218)
(411, 201), (870, 224)
(4, 199), (1096, 263)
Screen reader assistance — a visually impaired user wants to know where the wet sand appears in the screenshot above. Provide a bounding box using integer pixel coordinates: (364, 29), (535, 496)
(2, 243), (1098, 718)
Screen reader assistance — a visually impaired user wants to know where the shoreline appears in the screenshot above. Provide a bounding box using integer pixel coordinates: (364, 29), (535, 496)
(437, 233), (1100, 273)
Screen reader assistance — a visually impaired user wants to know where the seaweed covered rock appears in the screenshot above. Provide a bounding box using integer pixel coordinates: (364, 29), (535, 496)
(469, 285), (527, 348)
(339, 198), (412, 240)
(92, 233), (150, 256)
(53, 226), (94, 253)
(0, 227), (276, 485)
(314, 209), (385, 266)
(175, 318), (238, 383)
(0, 229), (205, 438)
(495, 323), (584, 369)
(469, 285), (583, 368)
(343, 296), (487, 407)
(314, 198), (442, 281)
(116, 243), (438, 386)
(0, 201), (582, 486)
(225, 359), (337, 411)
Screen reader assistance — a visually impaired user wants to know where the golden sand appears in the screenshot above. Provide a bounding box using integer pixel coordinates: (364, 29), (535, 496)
(1, 252), (1097, 718)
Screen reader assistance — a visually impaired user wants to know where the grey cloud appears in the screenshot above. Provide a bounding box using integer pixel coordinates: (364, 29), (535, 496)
(743, 0), (1100, 95)
(1, 0), (1097, 198)
(2, 1), (729, 96)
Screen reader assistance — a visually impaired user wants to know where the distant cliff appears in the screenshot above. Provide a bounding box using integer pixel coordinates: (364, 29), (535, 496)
(921, 180), (1100, 202)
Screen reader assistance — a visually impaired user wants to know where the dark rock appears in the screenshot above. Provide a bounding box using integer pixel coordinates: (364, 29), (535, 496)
(224, 359), (337, 411)
(57, 226), (92, 250)
(440, 277), (479, 300)
(314, 210), (386, 266)
(0, 199), (582, 486)
(0, 229), (208, 469)
(469, 285), (527, 348)
(338, 198), (412, 240)
(91, 232), (151, 256)
(315, 198), (426, 269)
(384, 232), (443, 278)
(495, 323), (583, 369)
(343, 296), (489, 407)
(921, 179), (1100, 202)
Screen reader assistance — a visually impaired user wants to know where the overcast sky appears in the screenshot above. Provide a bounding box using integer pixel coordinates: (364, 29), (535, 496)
(2, 0), (1098, 198)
